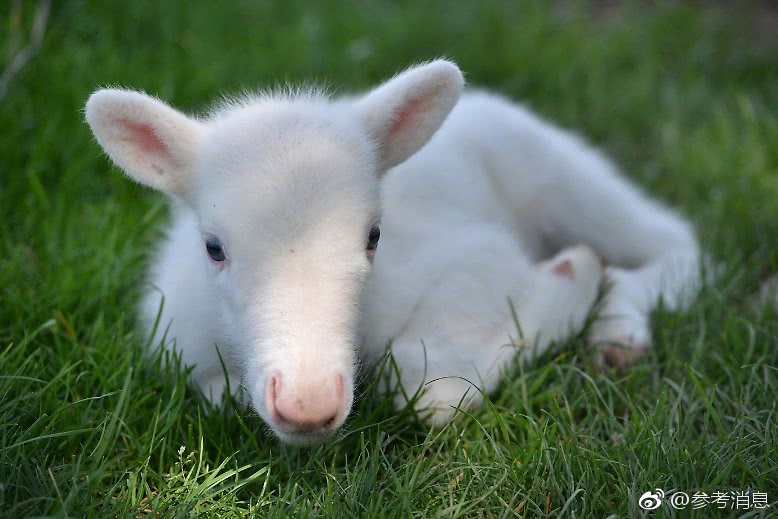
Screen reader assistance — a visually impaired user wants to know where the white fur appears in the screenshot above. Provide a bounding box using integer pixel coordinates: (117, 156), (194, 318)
(85, 60), (700, 442)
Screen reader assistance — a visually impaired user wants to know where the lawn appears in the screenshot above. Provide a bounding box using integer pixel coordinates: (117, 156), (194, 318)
(1, 1), (777, 517)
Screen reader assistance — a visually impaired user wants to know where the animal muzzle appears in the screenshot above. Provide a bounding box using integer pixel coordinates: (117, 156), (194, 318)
(264, 371), (350, 437)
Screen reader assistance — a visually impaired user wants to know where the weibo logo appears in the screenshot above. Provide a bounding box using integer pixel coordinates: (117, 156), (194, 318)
(638, 489), (665, 510)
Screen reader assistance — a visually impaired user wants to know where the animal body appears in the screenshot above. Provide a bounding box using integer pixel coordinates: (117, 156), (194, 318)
(85, 61), (700, 445)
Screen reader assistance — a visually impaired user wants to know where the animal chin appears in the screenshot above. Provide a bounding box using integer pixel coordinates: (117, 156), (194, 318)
(274, 428), (333, 447)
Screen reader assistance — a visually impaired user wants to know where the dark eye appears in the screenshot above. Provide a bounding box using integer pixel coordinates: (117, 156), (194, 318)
(205, 237), (226, 262)
(367, 225), (380, 251)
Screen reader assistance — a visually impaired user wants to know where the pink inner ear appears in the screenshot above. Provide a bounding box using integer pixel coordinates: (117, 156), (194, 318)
(119, 118), (169, 157)
(388, 96), (428, 136)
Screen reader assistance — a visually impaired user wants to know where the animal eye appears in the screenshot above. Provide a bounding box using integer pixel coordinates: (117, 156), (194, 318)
(205, 237), (226, 262)
(367, 225), (380, 251)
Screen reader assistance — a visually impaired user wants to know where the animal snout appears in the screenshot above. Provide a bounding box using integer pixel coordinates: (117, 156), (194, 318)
(266, 372), (346, 433)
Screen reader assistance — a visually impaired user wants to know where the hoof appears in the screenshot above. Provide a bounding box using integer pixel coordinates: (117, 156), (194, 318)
(593, 338), (648, 370)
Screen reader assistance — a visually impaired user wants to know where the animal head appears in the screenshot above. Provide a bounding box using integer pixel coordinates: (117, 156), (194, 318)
(85, 60), (464, 444)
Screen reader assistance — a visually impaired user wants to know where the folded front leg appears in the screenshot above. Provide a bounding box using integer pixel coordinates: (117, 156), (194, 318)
(386, 243), (603, 425)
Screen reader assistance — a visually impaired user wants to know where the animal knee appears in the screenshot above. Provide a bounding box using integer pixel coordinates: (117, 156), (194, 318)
(399, 377), (484, 426)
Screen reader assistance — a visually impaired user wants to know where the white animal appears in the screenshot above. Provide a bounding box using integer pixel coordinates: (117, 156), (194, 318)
(85, 60), (700, 445)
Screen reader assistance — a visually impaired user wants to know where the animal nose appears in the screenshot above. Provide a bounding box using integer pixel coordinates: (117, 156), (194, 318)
(266, 373), (345, 432)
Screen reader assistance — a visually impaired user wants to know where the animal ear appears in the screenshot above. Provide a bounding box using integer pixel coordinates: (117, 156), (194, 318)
(85, 89), (204, 198)
(355, 60), (464, 172)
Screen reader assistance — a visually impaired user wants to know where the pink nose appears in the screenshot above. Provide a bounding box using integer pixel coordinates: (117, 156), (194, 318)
(266, 373), (345, 433)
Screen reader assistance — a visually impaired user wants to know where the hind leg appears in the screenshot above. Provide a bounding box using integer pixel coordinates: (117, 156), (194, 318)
(557, 204), (698, 368)
(387, 237), (603, 425)
(586, 256), (699, 367)
(475, 97), (700, 367)
(522, 155), (698, 367)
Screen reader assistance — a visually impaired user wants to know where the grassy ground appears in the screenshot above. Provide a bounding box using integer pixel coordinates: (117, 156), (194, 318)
(1, 1), (777, 517)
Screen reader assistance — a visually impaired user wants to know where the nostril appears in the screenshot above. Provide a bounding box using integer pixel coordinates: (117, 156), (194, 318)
(270, 374), (281, 397)
(322, 412), (339, 431)
(265, 372), (282, 423)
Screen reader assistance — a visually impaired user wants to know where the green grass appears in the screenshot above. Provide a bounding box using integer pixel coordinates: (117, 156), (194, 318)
(2, 1), (777, 516)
